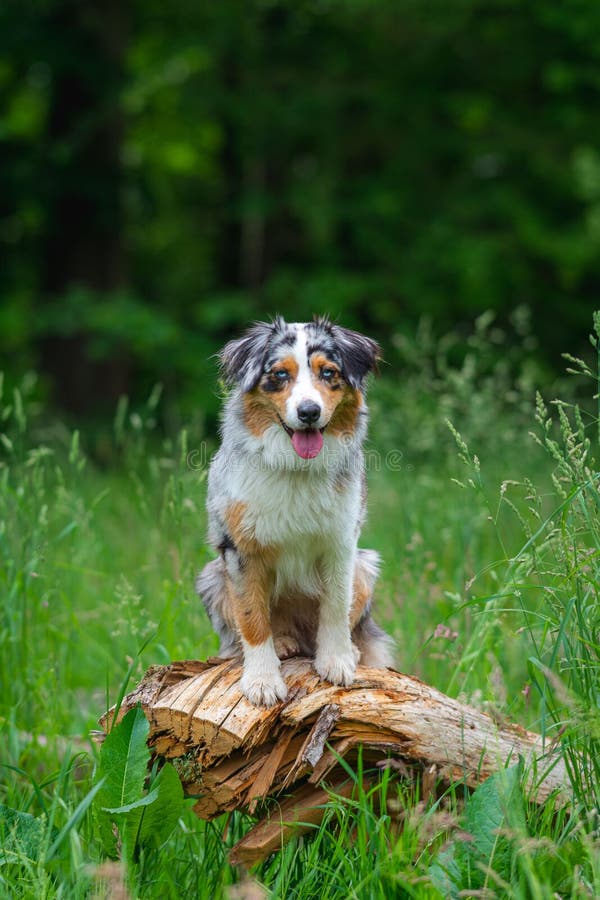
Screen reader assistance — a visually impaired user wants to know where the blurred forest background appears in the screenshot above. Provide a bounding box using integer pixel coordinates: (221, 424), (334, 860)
(1, 0), (599, 429)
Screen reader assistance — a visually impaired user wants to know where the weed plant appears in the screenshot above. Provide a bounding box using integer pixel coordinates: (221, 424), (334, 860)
(1, 313), (599, 897)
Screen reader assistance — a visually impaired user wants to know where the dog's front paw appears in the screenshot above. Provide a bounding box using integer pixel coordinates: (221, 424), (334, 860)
(240, 670), (288, 707)
(314, 644), (359, 686)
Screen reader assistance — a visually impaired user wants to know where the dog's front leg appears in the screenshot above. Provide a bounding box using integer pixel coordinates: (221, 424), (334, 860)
(314, 546), (359, 686)
(226, 552), (287, 707)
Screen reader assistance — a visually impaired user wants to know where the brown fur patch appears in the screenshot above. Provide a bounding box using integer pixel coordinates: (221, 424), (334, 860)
(271, 590), (319, 656)
(227, 553), (275, 646)
(224, 501), (250, 550)
(325, 386), (363, 437)
(223, 501), (279, 646)
(269, 556), (374, 648)
(224, 501), (279, 562)
(242, 392), (278, 437)
(242, 356), (300, 436)
(309, 353), (362, 436)
(350, 562), (373, 628)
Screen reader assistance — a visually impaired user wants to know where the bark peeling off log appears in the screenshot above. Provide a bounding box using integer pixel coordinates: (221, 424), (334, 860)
(98, 657), (570, 865)
(301, 704), (341, 768)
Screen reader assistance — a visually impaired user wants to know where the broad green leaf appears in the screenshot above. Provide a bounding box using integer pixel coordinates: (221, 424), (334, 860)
(93, 706), (150, 857)
(92, 708), (184, 861)
(0, 805), (47, 865)
(463, 761), (526, 874)
(102, 785), (159, 815)
(117, 763), (184, 861)
(428, 844), (463, 900)
(429, 764), (528, 895)
(98, 707), (150, 808)
(137, 763), (184, 849)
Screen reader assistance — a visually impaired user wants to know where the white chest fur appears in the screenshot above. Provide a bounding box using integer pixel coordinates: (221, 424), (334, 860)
(232, 461), (359, 545)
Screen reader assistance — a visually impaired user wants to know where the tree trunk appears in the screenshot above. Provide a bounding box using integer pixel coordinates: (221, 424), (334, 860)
(98, 657), (570, 866)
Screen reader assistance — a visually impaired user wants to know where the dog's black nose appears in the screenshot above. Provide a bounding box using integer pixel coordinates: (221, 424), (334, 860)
(297, 401), (321, 425)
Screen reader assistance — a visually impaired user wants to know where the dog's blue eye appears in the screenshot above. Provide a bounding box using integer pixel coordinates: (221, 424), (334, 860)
(273, 369), (289, 381)
(321, 367), (336, 381)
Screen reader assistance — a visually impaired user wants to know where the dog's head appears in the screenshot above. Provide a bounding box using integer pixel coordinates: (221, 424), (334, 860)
(219, 316), (380, 459)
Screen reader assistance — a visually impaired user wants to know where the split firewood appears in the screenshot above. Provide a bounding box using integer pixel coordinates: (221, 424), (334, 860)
(98, 657), (570, 865)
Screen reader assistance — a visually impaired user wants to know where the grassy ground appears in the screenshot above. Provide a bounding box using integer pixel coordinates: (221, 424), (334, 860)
(1, 314), (600, 898)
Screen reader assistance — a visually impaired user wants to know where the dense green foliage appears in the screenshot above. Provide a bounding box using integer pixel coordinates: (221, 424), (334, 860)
(1, 0), (599, 419)
(1, 317), (599, 896)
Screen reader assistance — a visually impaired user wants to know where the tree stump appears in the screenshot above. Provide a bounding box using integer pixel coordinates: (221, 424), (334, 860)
(98, 658), (569, 865)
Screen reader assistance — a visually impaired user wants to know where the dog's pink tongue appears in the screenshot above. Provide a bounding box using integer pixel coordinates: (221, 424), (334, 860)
(291, 429), (323, 459)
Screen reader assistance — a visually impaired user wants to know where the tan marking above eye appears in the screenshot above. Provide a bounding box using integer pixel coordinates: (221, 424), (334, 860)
(270, 356), (299, 379)
(310, 354), (340, 381)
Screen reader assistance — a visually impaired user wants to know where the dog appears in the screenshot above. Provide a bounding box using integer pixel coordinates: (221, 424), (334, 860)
(196, 316), (394, 707)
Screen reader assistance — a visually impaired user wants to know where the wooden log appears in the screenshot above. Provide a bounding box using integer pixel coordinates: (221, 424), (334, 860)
(229, 778), (359, 867)
(98, 657), (570, 865)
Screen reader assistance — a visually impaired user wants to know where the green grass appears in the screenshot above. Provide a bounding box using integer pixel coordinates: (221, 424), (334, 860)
(1, 313), (600, 898)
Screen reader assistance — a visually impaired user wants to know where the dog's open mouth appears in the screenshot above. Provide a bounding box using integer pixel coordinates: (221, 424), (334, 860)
(278, 418), (325, 459)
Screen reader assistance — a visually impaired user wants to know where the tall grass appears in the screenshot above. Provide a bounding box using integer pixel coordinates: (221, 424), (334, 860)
(1, 312), (599, 897)
(438, 317), (600, 818)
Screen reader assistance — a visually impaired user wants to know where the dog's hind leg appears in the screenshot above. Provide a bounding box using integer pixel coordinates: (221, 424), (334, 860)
(195, 557), (240, 658)
(351, 549), (395, 668)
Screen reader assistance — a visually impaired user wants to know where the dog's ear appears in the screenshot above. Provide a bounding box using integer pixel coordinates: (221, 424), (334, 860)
(330, 325), (381, 389)
(219, 320), (277, 392)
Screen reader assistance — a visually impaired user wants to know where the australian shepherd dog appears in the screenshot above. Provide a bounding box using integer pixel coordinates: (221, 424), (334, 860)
(196, 316), (394, 707)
